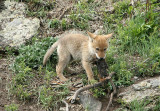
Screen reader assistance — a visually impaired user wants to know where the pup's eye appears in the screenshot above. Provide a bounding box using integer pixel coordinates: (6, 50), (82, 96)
(104, 48), (106, 51)
(96, 48), (99, 51)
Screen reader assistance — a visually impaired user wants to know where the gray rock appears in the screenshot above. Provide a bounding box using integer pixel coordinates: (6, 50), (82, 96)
(114, 108), (128, 111)
(0, 1), (40, 49)
(118, 76), (160, 103)
(79, 91), (102, 111)
(133, 76), (138, 80)
(132, 81), (151, 91)
(150, 79), (160, 88)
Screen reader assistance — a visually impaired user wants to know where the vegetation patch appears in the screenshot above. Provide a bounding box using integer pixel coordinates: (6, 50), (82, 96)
(5, 103), (19, 111)
(6, 0), (160, 110)
(9, 37), (70, 110)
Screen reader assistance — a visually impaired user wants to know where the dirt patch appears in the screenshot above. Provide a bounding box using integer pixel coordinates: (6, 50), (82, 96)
(0, 56), (12, 111)
(0, 56), (44, 111)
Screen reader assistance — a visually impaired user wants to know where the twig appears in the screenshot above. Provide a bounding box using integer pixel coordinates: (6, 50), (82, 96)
(58, 6), (72, 20)
(70, 72), (115, 103)
(62, 100), (69, 111)
(106, 92), (114, 111)
(105, 79), (116, 111)
(110, 79), (116, 94)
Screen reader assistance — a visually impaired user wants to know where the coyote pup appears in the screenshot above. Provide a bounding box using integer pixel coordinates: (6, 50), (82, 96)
(43, 32), (112, 82)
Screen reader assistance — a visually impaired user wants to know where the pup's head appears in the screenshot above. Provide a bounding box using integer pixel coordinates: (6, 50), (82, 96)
(88, 31), (113, 59)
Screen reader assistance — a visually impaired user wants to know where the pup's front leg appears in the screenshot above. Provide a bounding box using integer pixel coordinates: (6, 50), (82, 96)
(82, 60), (95, 81)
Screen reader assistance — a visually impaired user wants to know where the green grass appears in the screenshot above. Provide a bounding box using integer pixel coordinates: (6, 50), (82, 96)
(69, 1), (93, 30)
(5, 104), (19, 111)
(24, 0), (56, 18)
(117, 14), (159, 56)
(9, 37), (70, 109)
(8, 0), (160, 110)
(114, 0), (132, 19)
(128, 96), (160, 111)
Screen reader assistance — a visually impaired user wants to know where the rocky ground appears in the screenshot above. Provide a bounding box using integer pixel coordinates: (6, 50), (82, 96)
(0, 1), (41, 110)
(0, 0), (159, 111)
(0, 1), (40, 49)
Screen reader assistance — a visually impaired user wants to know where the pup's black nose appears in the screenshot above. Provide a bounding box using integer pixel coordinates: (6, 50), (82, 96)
(99, 58), (104, 60)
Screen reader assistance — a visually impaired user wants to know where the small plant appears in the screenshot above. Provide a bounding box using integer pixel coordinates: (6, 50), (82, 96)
(48, 19), (70, 31)
(10, 61), (34, 101)
(38, 84), (69, 110)
(5, 104), (19, 111)
(49, 19), (60, 29)
(135, 46), (160, 77)
(153, 96), (160, 111)
(117, 98), (127, 106)
(92, 87), (106, 98)
(114, 0), (132, 19)
(14, 84), (32, 101)
(129, 100), (147, 111)
(61, 19), (68, 30)
(106, 52), (133, 86)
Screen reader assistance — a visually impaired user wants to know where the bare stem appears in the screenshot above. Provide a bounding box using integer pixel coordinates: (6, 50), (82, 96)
(70, 72), (115, 103)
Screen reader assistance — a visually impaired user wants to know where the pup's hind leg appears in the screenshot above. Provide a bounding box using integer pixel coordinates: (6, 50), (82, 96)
(56, 46), (70, 82)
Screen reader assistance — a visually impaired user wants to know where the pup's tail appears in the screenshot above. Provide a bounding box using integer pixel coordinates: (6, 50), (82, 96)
(43, 41), (58, 65)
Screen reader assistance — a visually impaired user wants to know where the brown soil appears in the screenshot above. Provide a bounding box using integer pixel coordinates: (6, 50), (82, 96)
(0, 55), (44, 111)
(0, 56), (11, 111)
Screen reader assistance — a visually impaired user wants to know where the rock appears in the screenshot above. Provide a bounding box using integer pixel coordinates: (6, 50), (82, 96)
(133, 76), (138, 80)
(118, 77), (160, 103)
(114, 108), (128, 111)
(79, 91), (102, 111)
(150, 79), (160, 88)
(0, 1), (40, 49)
(132, 81), (152, 91)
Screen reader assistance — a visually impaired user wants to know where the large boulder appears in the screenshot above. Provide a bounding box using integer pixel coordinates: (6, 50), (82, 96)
(118, 76), (160, 103)
(79, 91), (102, 111)
(0, 1), (40, 49)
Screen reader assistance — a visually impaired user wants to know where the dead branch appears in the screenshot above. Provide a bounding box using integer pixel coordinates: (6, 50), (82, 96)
(58, 6), (72, 20)
(106, 92), (114, 111)
(62, 99), (69, 111)
(105, 79), (116, 111)
(70, 72), (115, 103)
(110, 79), (116, 95)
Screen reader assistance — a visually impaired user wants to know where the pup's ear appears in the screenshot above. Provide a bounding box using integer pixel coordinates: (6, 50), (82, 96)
(104, 33), (113, 40)
(87, 31), (96, 40)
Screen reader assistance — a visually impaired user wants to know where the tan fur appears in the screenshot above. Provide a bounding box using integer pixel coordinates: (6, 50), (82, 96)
(43, 32), (112, 82)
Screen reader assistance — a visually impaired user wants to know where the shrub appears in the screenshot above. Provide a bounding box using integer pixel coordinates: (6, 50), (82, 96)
(10, 36), (70, 109)
(13, 37), (57, 70)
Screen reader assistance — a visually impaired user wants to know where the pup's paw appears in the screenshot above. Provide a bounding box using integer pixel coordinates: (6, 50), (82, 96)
(59, 76), (69, 82)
